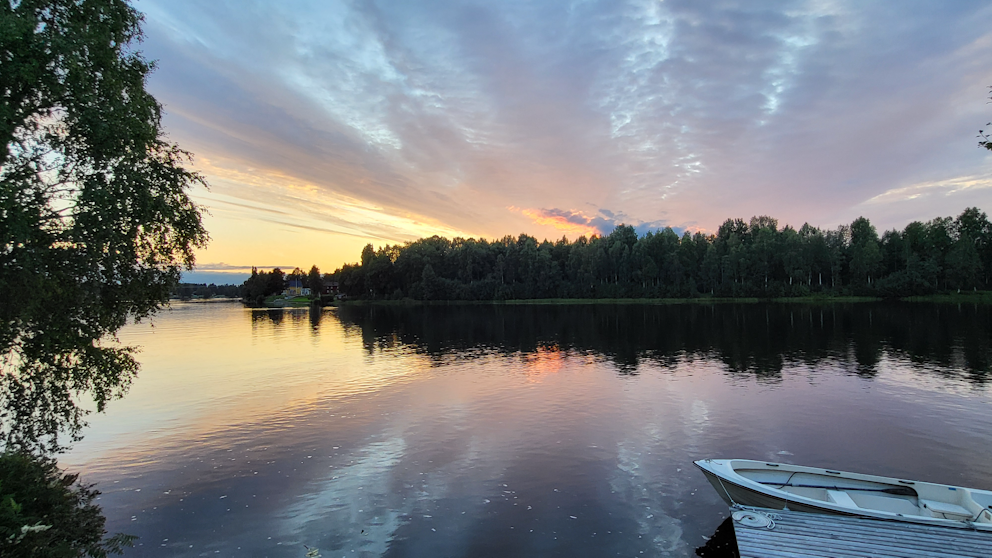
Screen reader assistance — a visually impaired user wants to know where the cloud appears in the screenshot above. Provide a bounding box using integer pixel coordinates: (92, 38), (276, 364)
(191, 262), (296, 273)
(836, 171), (992, 230)
(510, 207), (603, 237)
(134, 0), (992, 268)
(512, 207), (677, 237)
(194, 158), (473, 244)
(181, 263), (297, 285)
(860, 173), (992, 205)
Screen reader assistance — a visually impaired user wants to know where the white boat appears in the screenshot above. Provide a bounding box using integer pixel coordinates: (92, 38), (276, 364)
(695, 459), (992, 530)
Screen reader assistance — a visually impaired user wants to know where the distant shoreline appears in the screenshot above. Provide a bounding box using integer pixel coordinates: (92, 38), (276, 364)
(335, 291), (992, 306)
(170, 297), (243, 304)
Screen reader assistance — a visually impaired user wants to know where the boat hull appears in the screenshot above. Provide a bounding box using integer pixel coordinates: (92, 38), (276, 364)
(699, 465), (863, 516)
(694, 459), (992, 531)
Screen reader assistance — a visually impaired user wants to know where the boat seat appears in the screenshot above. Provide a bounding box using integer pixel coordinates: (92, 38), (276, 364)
(920, 499), (974, 520)
(848, 493), (922, 516)
(826, 490), (859, 508)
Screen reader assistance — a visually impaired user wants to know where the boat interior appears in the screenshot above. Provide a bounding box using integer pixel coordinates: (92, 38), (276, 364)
(736, 467), (992, 524)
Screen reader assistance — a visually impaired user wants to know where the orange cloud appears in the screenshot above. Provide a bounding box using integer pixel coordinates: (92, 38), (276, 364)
(509, 206), (602, 237)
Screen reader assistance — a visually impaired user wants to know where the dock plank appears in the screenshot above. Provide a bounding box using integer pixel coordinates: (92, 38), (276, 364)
(730, 507), (992, 558)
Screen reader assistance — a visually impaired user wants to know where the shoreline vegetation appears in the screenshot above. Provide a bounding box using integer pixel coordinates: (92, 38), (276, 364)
(223, 292), (992, 309)
(233, 207), (992, 307)
(166, 288), (992, 308)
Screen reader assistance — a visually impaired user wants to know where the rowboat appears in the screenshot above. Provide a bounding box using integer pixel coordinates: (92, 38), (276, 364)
(694, 459), (992, 530)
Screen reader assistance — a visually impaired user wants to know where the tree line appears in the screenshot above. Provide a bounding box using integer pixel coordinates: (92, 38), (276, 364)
(172, 283), (242, 300)
(314, 207), (990, 301)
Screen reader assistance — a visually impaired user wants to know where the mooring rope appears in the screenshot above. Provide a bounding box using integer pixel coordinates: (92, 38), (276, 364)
(730, 505), (779, 530)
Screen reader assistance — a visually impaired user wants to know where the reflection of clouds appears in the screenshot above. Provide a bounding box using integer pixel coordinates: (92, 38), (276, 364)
(611, 443), (689, 556)
(605, 365), (723, 555)
(280, 436), (409, 557)
(608, 376), (690, 555)
(276, 414), (508, 557)
(686, 399), (710, 439)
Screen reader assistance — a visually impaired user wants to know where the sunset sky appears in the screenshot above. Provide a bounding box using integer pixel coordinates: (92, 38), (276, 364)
(133, 0), (992, 284)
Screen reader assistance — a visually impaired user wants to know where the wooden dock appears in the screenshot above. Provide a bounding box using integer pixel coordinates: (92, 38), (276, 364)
(730, 506), (992, 558)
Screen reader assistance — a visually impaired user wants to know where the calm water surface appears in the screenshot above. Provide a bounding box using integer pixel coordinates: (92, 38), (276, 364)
(62, 302), (992, 557)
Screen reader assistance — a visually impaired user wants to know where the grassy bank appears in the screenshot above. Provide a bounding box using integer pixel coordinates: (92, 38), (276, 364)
(312, 293), (992, 307)
(770, 296), (880, 304)
(339, 295), (898, 306)
(262, 295), (312, 308)
(901, 291), (992, 304)
(497, 297), (760, 305)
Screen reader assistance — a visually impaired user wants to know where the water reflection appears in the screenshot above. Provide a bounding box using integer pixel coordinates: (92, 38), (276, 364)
(59, 302), (992, 558)
(310, 306), (323, 331)
(334, 303), (992, 382)
(695, 517), (738, 558)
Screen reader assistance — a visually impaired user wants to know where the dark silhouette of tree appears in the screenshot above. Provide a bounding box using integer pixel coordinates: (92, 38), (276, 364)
(307, 265), (322, 296)
(1, 0), (207, 453)
(848, 217), (882, 291)
(421, 264), (440, 301)
(323, 208), (992, 302)
(267, 267), (286, 295)
(2, 1), (210, 553)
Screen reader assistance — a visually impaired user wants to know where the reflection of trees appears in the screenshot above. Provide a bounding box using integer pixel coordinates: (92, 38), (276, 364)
(263, 309), (284, 326)
(250, 308), (318, 327)
(249, 307), (325, 336)
(695, 517), (737, 557)
(332, 303), (992, 383)
(309, 306), (322, 331)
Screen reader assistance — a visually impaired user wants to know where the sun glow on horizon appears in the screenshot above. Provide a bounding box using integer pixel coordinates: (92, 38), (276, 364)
(186, 154), (478, 274)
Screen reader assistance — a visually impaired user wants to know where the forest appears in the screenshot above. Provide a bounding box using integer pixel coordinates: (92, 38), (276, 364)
(245, 207), (992, 302)
(173, 283), (242, 299)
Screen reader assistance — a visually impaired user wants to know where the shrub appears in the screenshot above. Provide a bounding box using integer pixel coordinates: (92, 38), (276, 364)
(0, 453), (133, 557)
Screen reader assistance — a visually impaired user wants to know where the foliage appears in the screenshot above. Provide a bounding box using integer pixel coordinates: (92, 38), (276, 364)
(313, 208), (992, 302)
(980, 86), (992, 151)
(241, 267), (286, 306)
(171, 283), (241, 300)
(0, 0), (208, 453)
(306, 265), (322, 295)
(0, 451), (134, 557)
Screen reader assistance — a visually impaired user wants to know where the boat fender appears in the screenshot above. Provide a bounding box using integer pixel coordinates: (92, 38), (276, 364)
(732, 510), (774, 529)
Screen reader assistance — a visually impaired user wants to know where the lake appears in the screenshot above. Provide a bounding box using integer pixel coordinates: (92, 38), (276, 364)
(61, 301), (992, 557)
